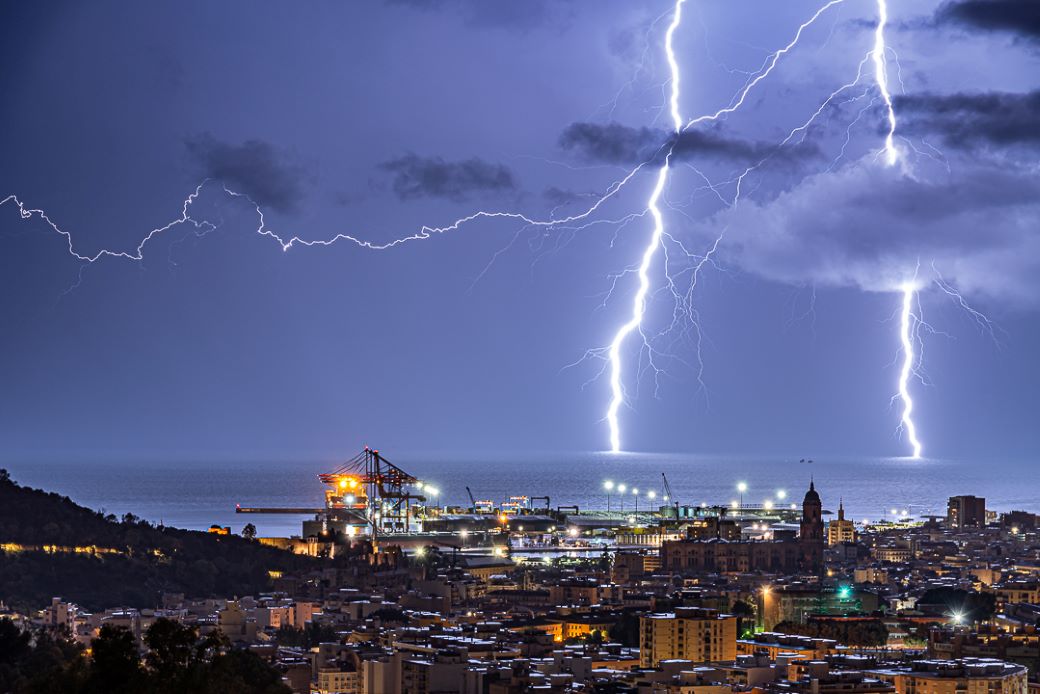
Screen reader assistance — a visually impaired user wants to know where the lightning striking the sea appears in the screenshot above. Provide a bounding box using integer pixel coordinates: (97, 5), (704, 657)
(604, 0), (685, 454)
(0, 0), (984, 458)
(897, 284), (924, 459)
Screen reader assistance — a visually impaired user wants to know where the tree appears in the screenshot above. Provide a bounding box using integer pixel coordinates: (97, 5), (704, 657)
(241, 523), (257, 540)
(0, 617), (32, 665)
(85, 625), (145, 694)
(0, 618), (33, 692)
(731, 599), (756, 637)
(773, 619), (888, 648)
(197, 649), (291, 694)
(145, 618), (198, 683)
(275, 622), (340, 648)
(919, 587), (995, 624)
(607, 612), (641, 647)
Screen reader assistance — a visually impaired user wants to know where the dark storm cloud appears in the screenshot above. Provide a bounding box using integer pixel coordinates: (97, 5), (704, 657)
(895, 90), (1040, 149)
(558, 122), (818, 166)
(185, 135), (303, 213)
(558, 122), (663, 164)
(936, 0), (1040, 40)
(379, 153), (516, 202)
(707, 158), (1040, 301)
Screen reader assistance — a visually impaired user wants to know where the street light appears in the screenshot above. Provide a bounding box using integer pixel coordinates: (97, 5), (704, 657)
(777, 489), (787, 500)
(617, 484), (627, 511)
(632, 488), (639, 513)
(604, 480), (614, 512)
(737, 482), (747, 508)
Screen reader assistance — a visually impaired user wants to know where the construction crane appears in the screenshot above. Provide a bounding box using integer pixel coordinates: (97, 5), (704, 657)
(466, 486), (476, 512)
(662, 472), (680, 519)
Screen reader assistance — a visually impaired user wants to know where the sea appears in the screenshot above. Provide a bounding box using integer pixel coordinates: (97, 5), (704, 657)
(5, 453), (1038, 538)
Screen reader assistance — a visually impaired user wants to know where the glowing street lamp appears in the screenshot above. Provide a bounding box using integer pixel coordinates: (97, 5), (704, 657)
(777, 489), (787, 500)
(617, 484), (627, 511)
(604, 480), (614, 512)
(737, 481), (748, 508)
(632, 487), (639, 513)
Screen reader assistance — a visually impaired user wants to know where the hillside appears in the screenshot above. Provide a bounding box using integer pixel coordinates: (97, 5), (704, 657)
(0, 469), (329, 610)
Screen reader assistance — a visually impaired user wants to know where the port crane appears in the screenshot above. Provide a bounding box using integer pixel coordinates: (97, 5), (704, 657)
(318, 447), (426, 538)
(662, 472), (680, 518)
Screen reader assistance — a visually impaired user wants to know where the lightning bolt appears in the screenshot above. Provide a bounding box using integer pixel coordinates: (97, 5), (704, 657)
(897, 283), (923, 459)
(605, 0), (685, 454)
(872, 0), (899, 166)
(877, 0), (919, 458)
(1, 0), (953, 458)
(603, 0), (855, 451)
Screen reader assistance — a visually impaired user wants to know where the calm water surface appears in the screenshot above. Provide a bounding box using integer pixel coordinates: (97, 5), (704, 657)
(7, 453), (1038, 537)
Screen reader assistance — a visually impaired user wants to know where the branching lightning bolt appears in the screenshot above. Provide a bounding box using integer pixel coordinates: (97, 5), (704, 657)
(604, 0), (685, 454)
(1, 0), (985, 459)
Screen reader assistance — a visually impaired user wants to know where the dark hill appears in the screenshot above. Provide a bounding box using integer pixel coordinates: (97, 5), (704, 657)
(0, 469), (328, 610)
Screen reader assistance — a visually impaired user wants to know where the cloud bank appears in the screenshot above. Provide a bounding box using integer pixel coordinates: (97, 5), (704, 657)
(379, 153), (517, 202)
(707, 156), (1040, 302)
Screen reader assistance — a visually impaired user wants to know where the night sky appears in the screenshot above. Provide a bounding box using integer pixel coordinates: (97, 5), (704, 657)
(2, 0), (1039, 463)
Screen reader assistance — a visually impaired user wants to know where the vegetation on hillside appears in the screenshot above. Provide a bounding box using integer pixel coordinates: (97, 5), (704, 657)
(0, 470), (331, 610)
